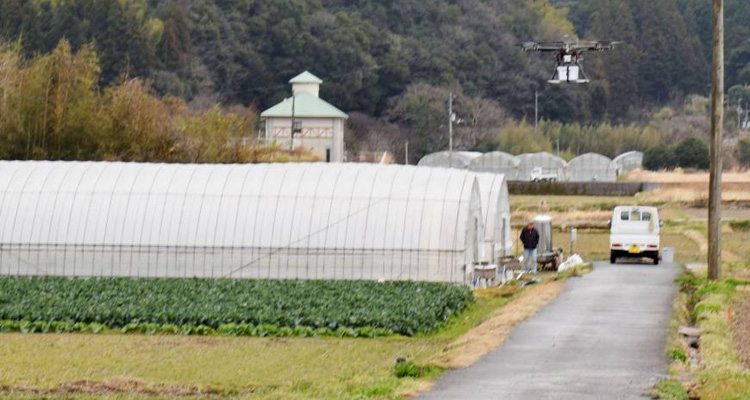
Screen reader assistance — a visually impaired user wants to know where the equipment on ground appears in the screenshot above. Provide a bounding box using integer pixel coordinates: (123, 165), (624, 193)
(533, 215), (563, 271)
(518, 38), (620, 84)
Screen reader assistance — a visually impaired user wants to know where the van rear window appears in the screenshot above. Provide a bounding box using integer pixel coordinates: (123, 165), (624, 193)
(620, 210), (653, 222)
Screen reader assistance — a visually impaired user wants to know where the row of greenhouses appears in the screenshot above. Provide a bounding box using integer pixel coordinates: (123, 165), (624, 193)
(418, 151), (644, 182)
(0, 161), (512, 283)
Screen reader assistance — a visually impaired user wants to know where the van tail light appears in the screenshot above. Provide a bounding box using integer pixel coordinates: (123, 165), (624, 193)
(612, 244), (622, 248)
(647, 244), (658, 249)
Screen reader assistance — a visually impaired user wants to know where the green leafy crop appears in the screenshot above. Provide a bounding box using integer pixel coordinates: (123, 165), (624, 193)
(0, 277), (473, 336)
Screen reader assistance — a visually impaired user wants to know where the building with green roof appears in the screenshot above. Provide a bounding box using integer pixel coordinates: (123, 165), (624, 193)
(260, 71), (348, 162)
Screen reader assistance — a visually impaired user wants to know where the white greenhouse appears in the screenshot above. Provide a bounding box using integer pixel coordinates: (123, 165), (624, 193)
(0, 161), (504, 283)
(417, 151), (482, 169)
(474, 173), (513, 261)
(567, 153), (618, 182)
(613, 151), (644, 175)
(517, 152), (567, 182)
(468, 152), (521, 180)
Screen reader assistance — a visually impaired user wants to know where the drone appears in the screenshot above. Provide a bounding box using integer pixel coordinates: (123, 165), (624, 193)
(518, 38), (621, 84)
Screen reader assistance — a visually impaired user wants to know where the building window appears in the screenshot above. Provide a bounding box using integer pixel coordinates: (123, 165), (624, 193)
(258, 120), (266, 138)
(293, 121), (302, 133)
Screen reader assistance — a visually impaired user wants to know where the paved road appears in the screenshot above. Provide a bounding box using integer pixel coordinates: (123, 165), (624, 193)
(420, 261), (681, 400)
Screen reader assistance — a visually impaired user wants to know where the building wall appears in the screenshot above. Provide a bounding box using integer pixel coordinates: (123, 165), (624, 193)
(264, 117), (344, 162)
(292, 83), (320, 97)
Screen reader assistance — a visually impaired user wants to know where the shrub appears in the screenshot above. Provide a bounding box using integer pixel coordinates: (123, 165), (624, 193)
(730, 220), (750, 232)
(643, 145), (676, 170)
(673, 137), (709, 170)
(737, 138), (750, 168)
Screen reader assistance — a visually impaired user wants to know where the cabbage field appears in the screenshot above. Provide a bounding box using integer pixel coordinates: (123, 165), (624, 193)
(0, 277), (473, 337)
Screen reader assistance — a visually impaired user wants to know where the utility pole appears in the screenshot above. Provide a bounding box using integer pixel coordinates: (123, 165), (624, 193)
(290, 94), (296, 151)
(708, 0), (724, 281)
(535, 88), (539, 130)
(448, 92), (454, 168)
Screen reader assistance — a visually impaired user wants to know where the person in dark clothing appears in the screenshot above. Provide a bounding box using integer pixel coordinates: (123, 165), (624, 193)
(520, 222), (540, 274)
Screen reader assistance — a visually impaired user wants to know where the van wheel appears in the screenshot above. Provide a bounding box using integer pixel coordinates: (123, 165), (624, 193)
(610, 251), (617, 264)
(652, 255), (660, 265)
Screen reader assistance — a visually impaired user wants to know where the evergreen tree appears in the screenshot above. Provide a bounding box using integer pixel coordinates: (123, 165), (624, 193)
(159, 5), (192, 71)
(588, 0), (640, 118)
(630, 0), (706, 103)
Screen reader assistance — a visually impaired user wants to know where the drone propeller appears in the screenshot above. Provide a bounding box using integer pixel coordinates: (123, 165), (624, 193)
(517, 40), (622, 53)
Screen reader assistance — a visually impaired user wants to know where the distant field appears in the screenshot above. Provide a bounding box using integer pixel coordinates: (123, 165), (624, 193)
(511, 193), (709, 265)
(551, 230), (701, 265)
(622, 170), (750, 204)
(625, 170), (750, 183)
(726, 232), (750, 261)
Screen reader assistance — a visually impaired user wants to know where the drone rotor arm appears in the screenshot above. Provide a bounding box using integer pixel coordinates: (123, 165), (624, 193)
(517, 41), (569, 52)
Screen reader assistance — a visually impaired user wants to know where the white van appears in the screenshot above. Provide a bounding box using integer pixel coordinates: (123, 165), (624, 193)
(609, 206), (661, 265)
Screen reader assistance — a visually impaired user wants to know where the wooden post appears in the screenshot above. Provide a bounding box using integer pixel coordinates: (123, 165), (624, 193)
(708, 0), (724, 281)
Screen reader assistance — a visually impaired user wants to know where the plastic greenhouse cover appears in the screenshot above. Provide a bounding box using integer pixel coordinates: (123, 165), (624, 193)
(0, 161), (493, 282)
(613, 151), (644, 174)
(516, 152), (567, 181)
(567, 153), (618, 182)
(417, 151), (482, 169)
(468, 152), (521, 180)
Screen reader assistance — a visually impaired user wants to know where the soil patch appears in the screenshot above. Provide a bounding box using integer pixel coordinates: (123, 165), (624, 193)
(1, 378), (230, 397)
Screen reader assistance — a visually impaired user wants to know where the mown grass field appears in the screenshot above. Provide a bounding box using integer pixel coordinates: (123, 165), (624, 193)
(0, 282), (527, 400)
(1, 333), (437, 400)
